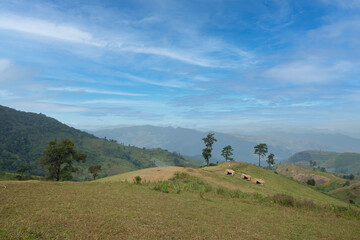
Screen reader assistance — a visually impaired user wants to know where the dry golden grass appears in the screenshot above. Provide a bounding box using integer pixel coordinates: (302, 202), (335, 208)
(1, 180), (360, 240)
(101, 162), (347, 206)
(97, 166), (187, 182)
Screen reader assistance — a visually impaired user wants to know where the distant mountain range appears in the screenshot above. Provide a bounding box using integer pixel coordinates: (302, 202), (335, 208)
(92, 125), (293, 164)
(0, 105), (201, 180)
(92, 125), (360, 166)
(283, 150), (360, 175)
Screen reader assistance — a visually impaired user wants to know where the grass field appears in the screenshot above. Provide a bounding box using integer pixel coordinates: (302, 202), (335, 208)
(1, 162), (360, 239)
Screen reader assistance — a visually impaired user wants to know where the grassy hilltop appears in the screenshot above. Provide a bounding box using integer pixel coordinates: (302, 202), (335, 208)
(1, 162), (359, 239)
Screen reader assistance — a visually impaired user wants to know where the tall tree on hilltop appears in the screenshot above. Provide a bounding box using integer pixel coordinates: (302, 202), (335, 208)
(39, 139), (87, 181)
(221, 145), (234, 162)
(266, 153), (275, 168)
(254, 143), (268, 167)
(202, 133), (217, 167)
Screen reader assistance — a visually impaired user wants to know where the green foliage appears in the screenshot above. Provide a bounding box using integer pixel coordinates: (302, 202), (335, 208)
(16, 165), (33, 180)
(88, 165), (102, 180)
(202, 133), (217, 167)
(0, 105), (199, 180)
(270, 193), (316, 209)
(221, 145), (234, 161)
(307, 178), (315, 186)
(134, 175), (142, 184)
(266, 153), (275, 168)
(39, 139), (87, 181)
(343, 180), (350, 187)
(254, 143), (268, 166)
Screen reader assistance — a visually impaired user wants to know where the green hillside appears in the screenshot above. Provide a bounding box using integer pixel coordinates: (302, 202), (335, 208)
(1, 163), (359, 239)
(277, 163), (360, 204)
(284, 150), (360, 175)
(0, 105), (201, 180)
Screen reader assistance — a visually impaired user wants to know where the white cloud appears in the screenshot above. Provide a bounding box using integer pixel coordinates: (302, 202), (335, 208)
(0, 89), (15, 98)
(0, 13), (254, 69)
(119, 72), (189, 88)
(120, 45), (216, 68)
(0, 14), (104, 46)
(264, 60), (353, 84)
(82, 99), (166, 107)
(0, 58), (36, 83)
(48, 87), (147, 97)
(0, 58), (11, 72)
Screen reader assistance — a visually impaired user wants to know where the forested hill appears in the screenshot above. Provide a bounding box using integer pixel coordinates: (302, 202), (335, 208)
(0, 105), (200, 180)
(283, 150), (360, 175)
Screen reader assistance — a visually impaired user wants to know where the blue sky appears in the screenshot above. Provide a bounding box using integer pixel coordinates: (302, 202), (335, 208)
(1, 0), (360, 134)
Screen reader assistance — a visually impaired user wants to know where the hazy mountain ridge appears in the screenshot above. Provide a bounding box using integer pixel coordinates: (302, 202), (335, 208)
(93, 125), (360, 165)
(92, 125), (296, 164)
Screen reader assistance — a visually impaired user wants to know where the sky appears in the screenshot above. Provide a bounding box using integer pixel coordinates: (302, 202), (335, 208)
(1, 0), (360, 135)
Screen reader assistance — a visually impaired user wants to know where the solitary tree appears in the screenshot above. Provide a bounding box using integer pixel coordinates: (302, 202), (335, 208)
(16, 165), (33, 180)
(88, 165), (102, 180)
(309, 160), (317, 168)
(39, 139), (87, 181)
(266, 153), (275, 168)
(202, 133), (217, 167)
(254, 143), (268, 167)
(221, 145), (234, 161)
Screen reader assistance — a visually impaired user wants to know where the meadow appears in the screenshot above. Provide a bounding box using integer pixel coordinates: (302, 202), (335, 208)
(1, 162), (360, 239)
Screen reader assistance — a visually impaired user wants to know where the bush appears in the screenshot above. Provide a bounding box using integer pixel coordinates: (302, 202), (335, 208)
(134, 176), (142, 184)
(216, 187), (226, 196)
(307, 178), (315, 186)
(270, 193), (315, 209)
(343, 181), (350, 187)
(270, 193), (295, 207)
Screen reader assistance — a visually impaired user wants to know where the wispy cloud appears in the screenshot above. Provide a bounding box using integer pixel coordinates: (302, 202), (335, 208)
(0, 58), (36, 83)
(0, 12), (254, 69)
(0, 14), (104, 46)
(48, 87), (147, 97)
(264, 60), (353, 84)
(119, 72), (189, 88)
(82, 99), (166, 107)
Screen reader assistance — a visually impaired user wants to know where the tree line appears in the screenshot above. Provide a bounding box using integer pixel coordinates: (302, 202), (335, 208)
(202, 133), (275, 168)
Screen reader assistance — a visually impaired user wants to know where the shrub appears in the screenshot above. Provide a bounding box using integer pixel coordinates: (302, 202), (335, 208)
(270, 193), (316, 209)
(134, 176), (142, 184)
(270, 193), (295, 207)
(343, 181), (350, 187)
(307, 178), (315, 186)
(216, 187), (226, 196)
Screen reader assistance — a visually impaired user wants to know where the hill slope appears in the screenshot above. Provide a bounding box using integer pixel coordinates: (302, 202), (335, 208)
(0, 105), (200, 180)
(98, 161), (347, 206)
(277, 163), (360, 204)
(284, 150), (360, 175)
